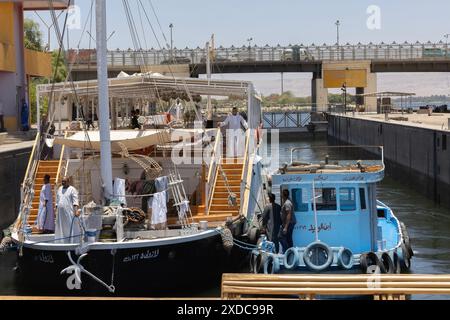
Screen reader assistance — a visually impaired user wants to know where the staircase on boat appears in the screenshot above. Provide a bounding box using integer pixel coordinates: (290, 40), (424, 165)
(28, 160), (60, 225)
(207, 157), (243, 218)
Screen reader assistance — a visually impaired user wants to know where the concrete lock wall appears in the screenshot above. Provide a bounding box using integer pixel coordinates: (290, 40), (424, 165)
(0, 147), (31, 229)
(328, 115), (450, 209)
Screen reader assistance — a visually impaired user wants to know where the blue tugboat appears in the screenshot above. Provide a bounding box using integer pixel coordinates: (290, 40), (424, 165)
(252, 146), (414, 275)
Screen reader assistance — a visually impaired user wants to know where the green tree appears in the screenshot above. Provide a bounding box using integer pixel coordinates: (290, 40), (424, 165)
(24, 19), (69, 124)
(51, 50), (68, 83)
(24, 18), (43, 51)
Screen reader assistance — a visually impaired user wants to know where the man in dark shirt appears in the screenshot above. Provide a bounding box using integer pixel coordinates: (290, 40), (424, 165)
(131, 110), (140, 129)
(261, 193), (282, 253)
(279, 189), (296, 252)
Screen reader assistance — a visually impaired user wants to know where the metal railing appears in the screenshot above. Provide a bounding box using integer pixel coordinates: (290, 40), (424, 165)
(263, 111), (312, 129)
(289, 145), (385, 169)
(68, 42), (450, 67)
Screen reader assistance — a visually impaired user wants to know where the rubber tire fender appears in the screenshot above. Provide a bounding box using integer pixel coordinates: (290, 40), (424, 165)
(399, 243), (411, 272)
(380, 252), (395, 274)
(400, 222), (414, 257)
(303, 241), (334, 272)
(249, 252), (257, 273)
(249, 227), (261, 244)
(264, 254), (280, 274)
(283, 247), (300, 270)
(254, 253), (266, 274)
(337, 247), (354, 270)
(360, 252), (384, 273)
(392, 251), (401, 274)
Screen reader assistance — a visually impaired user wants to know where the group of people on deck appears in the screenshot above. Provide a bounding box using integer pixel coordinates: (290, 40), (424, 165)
(261, 190), (296, 254)
(32, 106), (249, 242)
(35, 175), (81, 243)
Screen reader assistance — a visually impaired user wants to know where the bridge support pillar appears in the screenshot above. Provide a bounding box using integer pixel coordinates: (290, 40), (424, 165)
(311, 72), (328, 112)
(365, 72), (377, 112)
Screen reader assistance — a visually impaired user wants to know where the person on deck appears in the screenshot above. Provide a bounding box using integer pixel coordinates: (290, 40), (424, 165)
(261, 193), (282, 253)
(35, 174), (55, 233)
(218, 107), (248, 158)
(55, 177), (81, 243)
(131, 109), (140, 129)
(174, 98), (184, 122)
(279, 189), (296, 253)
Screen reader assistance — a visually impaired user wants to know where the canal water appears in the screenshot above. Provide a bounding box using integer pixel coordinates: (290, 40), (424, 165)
(1, 134), (449, 299)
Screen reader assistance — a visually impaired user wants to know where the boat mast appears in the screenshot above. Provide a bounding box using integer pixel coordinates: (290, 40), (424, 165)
(206, 34), (213, 124)
(96, 0), (113, 201)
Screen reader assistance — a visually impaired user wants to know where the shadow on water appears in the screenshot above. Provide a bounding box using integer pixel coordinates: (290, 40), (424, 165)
(1, 133), (449, 299)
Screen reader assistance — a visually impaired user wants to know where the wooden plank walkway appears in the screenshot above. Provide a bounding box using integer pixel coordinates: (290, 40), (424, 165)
(221, 273), (450, 300)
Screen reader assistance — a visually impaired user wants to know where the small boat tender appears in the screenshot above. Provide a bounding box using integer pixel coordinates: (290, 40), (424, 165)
(251, 146), (414, 275)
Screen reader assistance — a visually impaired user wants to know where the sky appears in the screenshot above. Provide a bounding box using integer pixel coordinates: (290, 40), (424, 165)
(25, 0), (450, 97)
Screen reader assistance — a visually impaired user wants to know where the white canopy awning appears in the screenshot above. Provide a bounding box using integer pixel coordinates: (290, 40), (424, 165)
(54, 129), (213, 152)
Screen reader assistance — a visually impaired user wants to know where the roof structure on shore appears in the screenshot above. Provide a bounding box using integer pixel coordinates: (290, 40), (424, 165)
(356, 91), (416, 97)
(20, 0), (70, 10)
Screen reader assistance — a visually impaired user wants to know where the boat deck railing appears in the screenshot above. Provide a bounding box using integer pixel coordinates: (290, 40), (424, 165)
(289, 145), (384, 171)
(221, 273), (450, 300)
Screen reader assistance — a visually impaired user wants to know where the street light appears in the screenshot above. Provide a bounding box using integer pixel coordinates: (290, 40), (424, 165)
(246, 37), (253, 61)
(247, 37), (253, 49)
(341, 82), (347, 114)
(34, 10), (63, 51)
(169, 23), (174, 62)
(445, 34), (450, 57)
(335, 20), (340, 46)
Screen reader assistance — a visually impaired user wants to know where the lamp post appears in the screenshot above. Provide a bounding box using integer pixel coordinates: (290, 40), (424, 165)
(335, 20), (340, 46)
(247, 37), (253, 60)
(169, 23), (174, 62)
(445, 34), (450, 58)
(341, 82), (347, 114)
(34, 10), (63, 51)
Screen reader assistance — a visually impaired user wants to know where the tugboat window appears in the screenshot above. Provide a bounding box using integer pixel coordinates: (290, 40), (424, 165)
(292, 188), (308, 212)
(313, 188), (337, 211)
(339, 187), (356, 211)
(359, 188), (367, 210)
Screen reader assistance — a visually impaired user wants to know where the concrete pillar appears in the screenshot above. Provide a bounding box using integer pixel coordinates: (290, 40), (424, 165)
(355, 87), (364, 107)
(311, 72), (328, 112)
(365, 72), (377, 112)
(13, 3), (27, 130)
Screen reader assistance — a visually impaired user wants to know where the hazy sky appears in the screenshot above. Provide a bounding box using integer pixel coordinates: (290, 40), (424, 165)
(25, 1), (450, 97)
(27, 0), (450, 49)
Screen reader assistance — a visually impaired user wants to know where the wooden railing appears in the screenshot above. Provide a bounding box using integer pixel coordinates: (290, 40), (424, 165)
(55, 131), (68, 187)
(14, 133), (41, 231)
(21, 132), (40, 190)
(239, 129), (260, 217)
(221, 273), (450, 300)
(205, 128), (222, 215)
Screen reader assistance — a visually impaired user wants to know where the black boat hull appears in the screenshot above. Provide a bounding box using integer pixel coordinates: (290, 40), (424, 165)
(15, 232), (249, 297)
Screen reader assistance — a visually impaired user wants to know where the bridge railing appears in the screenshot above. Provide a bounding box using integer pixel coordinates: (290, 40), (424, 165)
(68, 42), (450, 67)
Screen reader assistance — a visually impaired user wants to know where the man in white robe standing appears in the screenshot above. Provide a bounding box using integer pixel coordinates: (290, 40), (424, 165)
(55, 177), (81, 243)
(35, 174), (55, 233)
(218, 107), (248, 158)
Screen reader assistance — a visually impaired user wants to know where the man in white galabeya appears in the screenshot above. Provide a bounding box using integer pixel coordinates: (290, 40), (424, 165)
(55, 176), (81, 243)
(35, 174), (55, 233)
(218, 107), (248, 158)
